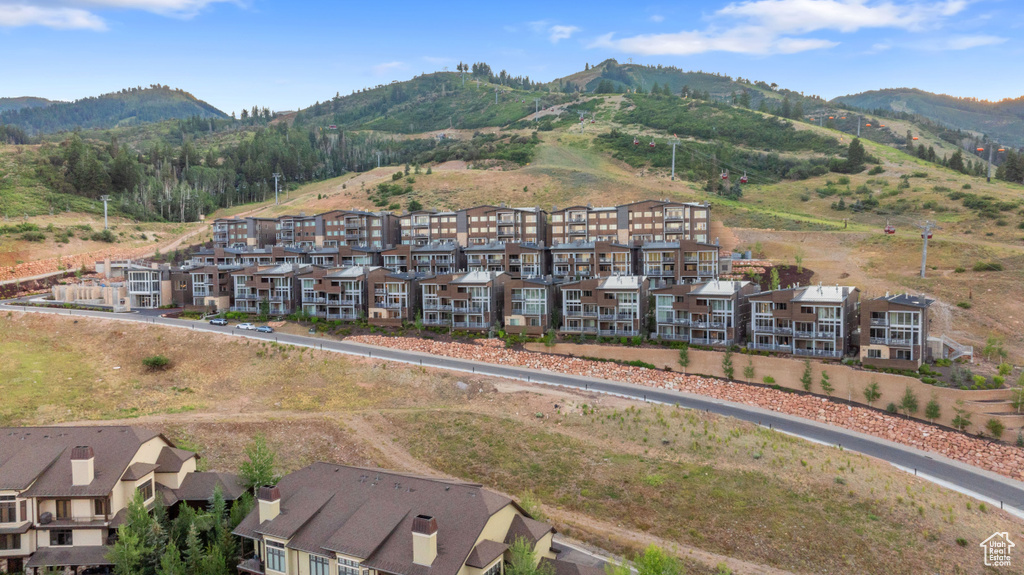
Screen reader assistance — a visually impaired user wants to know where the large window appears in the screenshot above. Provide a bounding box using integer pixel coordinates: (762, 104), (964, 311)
(310, 554), (330, 575)
(482, 561), (502, 575)
(55, 499), (71, 519)
(50, 529), (73, 546)
(95, 498), (109, 517)
(265, 540), (286, 572)
(338, 556), (363, 575)
(0, 496), (14, 523)
(137, 479), (154, 502)
(0, 534), (21, 550)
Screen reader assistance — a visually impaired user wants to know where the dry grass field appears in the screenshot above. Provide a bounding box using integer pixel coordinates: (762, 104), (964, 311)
(2, 312), (1020, 574)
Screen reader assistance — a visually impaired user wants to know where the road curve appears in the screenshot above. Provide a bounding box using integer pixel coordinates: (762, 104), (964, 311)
(6, 303), (1024, 517)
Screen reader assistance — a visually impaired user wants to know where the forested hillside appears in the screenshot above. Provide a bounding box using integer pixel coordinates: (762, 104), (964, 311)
(0, 86), (228, 135)
(833, 88), (1024, 147)
(0, 96), (51, 113)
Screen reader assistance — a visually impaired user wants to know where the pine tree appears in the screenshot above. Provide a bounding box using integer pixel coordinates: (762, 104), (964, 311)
(800, 360), (813, 391)
(183, 524), (204, 574)
(819, 371), (834, 396)
(156, 541), (187, 575)
(900, 387), (919, 417)
(677, 346), (690, 374)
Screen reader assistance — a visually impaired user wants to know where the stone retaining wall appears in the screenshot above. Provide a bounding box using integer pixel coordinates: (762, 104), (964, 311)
(348, 335), (1024, 483)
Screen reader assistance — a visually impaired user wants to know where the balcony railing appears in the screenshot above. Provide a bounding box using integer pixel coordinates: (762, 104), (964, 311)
(869, 317), (888, 326)
(423, 318), (450, 326)
(657, 316), (690, 326)
(690, 320), (727, 329)
(229, 306), (257, 313)
(327, 312), (360, 320)
(749, 342), (793, 353)
(599, 312), (638, 321)
(375, 302), (403, 309)
(564, 309), (598, 318)
(599, 329), (639, 337)
(423, 302), (452, 311)
(654, 332), (690, 341)
(794, 331), (839, 340)
(644, 268), (673, 276)
(235, 293), (258, 301)
(453, 321), (489, 329)
(794, 348), (843, 358)
(751, 324), (793, 335)
(690, 337), (731, 347)
(870, 337), (914, 346)
(560, 325), (597, 333)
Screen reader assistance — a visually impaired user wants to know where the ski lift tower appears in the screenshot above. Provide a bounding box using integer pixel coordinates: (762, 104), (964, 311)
(670, 137), (681, 181)
(100, 195), (110, 230)
(916, 221), (938, 278)
(273, 173), (281, 206)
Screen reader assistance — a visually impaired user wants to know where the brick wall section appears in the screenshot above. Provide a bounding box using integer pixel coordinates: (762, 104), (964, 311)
(348, 336), (1024, 483)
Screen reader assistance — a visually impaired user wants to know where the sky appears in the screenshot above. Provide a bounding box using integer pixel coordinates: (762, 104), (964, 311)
(0, 0), (1021, 116)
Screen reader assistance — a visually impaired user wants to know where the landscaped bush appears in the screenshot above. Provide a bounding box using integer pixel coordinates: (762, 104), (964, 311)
(142, 355), (171, 370)
(89, 229), (116, 243)
(973, 261), (1003, 272)
(957, 301), (972, 309)
(763, 375), (775, 384)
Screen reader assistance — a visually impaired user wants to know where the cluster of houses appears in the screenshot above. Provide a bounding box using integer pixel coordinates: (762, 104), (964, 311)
(94, 199), (970, 370)
(0, 426), (594, 575)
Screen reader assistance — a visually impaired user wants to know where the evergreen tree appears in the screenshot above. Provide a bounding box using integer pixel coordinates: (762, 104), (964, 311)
(183, 523), (204, 574)
(819, 371), (834, 396)
(157, 541), (188, 575)
(925, 397), (941, 423)
(899, 387), (919, 417)
(800, 360), (813, 391)
(847, 138), (865, 169)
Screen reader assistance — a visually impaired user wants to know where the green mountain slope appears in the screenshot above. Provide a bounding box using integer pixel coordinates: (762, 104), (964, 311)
(0, 97), (51, 114)
(549, 59), (806, 107)
(294, 72), (570, 133)
(0, 86), (228, 135)
(832, 88), (1024, 147)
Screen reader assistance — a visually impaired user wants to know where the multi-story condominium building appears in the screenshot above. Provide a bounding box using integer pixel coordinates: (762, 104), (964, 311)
(504, 276), (562, 336)
(124, 263), (172, 309)
(320, 210), (400, 248)
(651, 280), (755, 347)
(381, 244), (414, 273)
(551, 241), (634, 281)
(276, 214), (318, 247)
(412, 242), (463, 275)
(305, 245), (381, 267)
(178, 264), (240, 310)
(212, 217), (277, 249)
(367, 269), (421, 326)
(299, 266), (377, 321)
(460, 205), (548, 246)
(549, 205), (619, 244)
(465, 242), (508, 274)
(230, 263), (308, 315)
(549, 201), (710, 245)
(464, 241), (550, 278)
(399, 210), (459, 245)
(233, 463), (563, 575)
(419, 272), (508, 332)
(0, 426), (242, 574)
(640, 241), (720, 287)
(618, 200), (711, 245)
(748, 284), (860, 359)
(190, 246), (311, 268)
(860, 293), (933, 369)
(559, 276), (649, 337)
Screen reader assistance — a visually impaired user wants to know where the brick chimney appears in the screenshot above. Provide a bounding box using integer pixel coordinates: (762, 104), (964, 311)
(412, 514), (438, 566)
(71, 446), (95, 486)
(258, 486), (281, 523)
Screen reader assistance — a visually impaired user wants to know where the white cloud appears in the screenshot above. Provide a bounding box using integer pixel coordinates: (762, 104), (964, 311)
(0, 0), (237, 30)
(941, 34), (1006, 50)
(592, 0), (974, 56)
(372, 61), (405, 76)
(649, 14), (664, 22)
(548, 24), (579, 43)
(0, 4), (106, 29)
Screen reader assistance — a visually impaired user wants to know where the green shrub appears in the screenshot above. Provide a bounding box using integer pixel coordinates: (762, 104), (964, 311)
(763, 375), (775, 384)
(142, 355), (171, 370)
(868, 165), (885, 175)
(972, 375), (987, 387)
(885, 402), (899, 414)
(956, 301), (972, 309)
(953, 267), (965, 273)
(993, 376), (1005, 386)
(973, 261), (1003, 272)
(89, 229), (116, 243)
(985, 418), (1005, 439)
(21, 231), (46, 242)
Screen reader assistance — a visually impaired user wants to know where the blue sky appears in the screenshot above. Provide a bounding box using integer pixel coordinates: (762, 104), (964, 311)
(0, 0), (1020, 116)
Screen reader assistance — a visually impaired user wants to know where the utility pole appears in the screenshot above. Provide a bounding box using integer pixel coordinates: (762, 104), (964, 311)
(272, 173), (281, 205)
(857, 116), (862, 138)
(987, 144), (994, 183)
(100, 195), (110, 230)
(916, 221), (938, 278)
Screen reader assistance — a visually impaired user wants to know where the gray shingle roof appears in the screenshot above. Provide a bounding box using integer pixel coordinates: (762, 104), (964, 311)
(2, 426), (168, 497)
(25, 545), (114, 568)
(466, 540), (508, 568)
(121, 462), (159, 481)
(233, 464), (522, 575)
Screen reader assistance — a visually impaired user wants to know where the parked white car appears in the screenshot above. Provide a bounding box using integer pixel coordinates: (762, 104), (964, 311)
(237, 323), (257, 330)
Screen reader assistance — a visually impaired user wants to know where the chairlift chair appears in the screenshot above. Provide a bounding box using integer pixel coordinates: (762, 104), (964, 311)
(883, 220), (896, 235)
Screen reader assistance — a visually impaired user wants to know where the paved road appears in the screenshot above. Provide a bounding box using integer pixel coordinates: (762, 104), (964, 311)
(7, 303), (1024, 517)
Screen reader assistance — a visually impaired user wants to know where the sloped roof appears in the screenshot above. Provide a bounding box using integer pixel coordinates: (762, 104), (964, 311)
(233, 463), (522, 575)
(121, 462), (159, 481)
(3, 427), (169, 497)
(504, 514), (553, 546)
(25, 546), (113, 568)
(466, 540), (508, 568)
